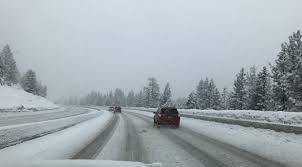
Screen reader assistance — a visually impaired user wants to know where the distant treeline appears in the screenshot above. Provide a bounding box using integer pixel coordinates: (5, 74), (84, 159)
(0, 44), (47, 97)
(64, 30), (302, 112)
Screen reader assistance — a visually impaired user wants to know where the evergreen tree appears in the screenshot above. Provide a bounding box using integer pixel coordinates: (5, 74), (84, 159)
(196, 78), (205, 109)
(0, 55), (4, 85)
(208, 79), (221, 109)
(1, 45), (20, 85)
(254, 67), (273, 110)
(143, 86), (151, 107)
(126, 91), (136, 107)
(105, 91), (114, 106)
(147, 78), (160, 108)
(230, 68), (247, 110)
(37, 82), (47, 97)
(220, 88), (230, 110)
(160, 82), (172, 106)
(174, 97), (187, 109)
(21, 70), (38, 95)
(196, 78), (220, 109)
(271, 30), (302, 111)
(186, 91), (197, 109)
(246, 66), (258, 110)
(114, 88), (126, 106)
(135, 91), (145, 107)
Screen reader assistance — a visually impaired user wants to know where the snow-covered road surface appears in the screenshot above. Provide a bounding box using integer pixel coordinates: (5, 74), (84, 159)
(1, 107), (300, 167)
(0, 107), (102, 149)
(0, 107), (89, 127)
(70, 108), (290, 167)
(124, 109), (302, 167)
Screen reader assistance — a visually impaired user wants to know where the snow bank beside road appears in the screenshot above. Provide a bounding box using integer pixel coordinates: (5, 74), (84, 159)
(0, 110), (113, 160)
(129, 107), (302, 125)
(0, 85), (58, 111)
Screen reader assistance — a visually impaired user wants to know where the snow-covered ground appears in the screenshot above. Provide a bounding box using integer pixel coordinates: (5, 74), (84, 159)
(0, 108), (102, 149)
(0, 109), (113, 160)
(0, 85), (58, 111)
(0, 107), (65, 120)
(129, 107), (302, 125)
(127, 109), (302, 167)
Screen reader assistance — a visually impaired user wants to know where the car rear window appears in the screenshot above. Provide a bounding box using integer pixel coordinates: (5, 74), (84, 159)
(161, 108), (178, 114)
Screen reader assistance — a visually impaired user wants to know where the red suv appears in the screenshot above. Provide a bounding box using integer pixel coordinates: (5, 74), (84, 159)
(153, 107), (180, 128)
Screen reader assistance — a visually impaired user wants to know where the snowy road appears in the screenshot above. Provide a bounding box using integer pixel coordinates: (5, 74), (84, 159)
(1, 107), (299, 166)
(73, 109), (285, 167)
(0, 107), (102, 149)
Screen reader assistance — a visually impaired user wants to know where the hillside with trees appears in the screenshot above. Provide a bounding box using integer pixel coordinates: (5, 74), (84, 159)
(0, 44), (48, 97)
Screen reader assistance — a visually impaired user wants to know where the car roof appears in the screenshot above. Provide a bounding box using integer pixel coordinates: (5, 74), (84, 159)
(160, 107), (177, 109)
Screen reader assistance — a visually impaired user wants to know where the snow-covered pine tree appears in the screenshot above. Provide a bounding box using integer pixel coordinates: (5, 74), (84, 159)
(230, 68), (248, 110)
(143, 86), (151, 107)
(36, 81), (48, 97)
(160, 82), (172, 106)
(20, 69), (38, 95)
(114, 88), (126, 107)
(271, 30), (302, 111)
(203, 78), (210, 109)
(147, 78), (160, 108)
(254, 67), (273, 111)
(186, 91), (197, 109)
(96, 92), (104, 106)
(135, 90), (145, 107)
(174, 97), (187, 109)
(126, 91), (136, 107)
(246, 66), (258, 110)
(1, 45), (20, 85)
(285, 31), (302, 111)
(208, 79), (221, 109)
(196, 78), (205, 109)
(0, 54), (4, 85)
(220, 88), (230, 110)
(271, 43), (289, 111)
(105, 91), (114, 106)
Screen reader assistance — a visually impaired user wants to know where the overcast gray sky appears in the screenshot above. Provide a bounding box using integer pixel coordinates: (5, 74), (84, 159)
(0, 0), (301, 99)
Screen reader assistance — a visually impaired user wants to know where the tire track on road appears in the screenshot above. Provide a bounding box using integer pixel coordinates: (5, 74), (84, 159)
(122, 113), (149, 163)
(73, 114), (119, 159)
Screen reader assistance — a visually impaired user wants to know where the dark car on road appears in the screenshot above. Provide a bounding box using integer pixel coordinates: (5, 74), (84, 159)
(114, 106), (122, 113)
(153, 107), (180, 128)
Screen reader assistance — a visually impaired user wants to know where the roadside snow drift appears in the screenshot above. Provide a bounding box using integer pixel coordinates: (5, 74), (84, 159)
(0, 110), (113, 160)
(129, 107), (302, 125)
(0, 85), (58, 111)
